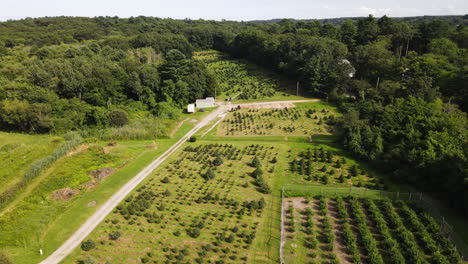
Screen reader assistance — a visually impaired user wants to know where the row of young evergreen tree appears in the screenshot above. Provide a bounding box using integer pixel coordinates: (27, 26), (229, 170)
(0, 16), (466, 212)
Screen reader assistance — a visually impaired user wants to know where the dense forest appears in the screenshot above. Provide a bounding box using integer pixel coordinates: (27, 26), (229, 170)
(251, 14), (468, 26)
(0, 15), (467, 212)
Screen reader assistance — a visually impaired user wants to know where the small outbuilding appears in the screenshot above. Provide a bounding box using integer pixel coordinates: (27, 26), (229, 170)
(187, 104), (195, 113)
(195, 97), (215, 108)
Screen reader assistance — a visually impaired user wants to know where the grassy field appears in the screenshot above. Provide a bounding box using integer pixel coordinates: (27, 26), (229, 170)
(218, 102), (338, 137)
(0, 132), (61, 194)
(283, 196), (462, 264)
(0, 110), (213, 264)
(194, 51), (308, 102)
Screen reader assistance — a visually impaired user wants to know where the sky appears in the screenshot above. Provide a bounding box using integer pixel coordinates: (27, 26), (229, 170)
(1, 0), (467, 21)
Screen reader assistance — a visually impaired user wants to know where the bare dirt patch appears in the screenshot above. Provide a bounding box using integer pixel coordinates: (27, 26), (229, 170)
(88, 167), (116, 181)
(188, 119), (198, 124)
(236, 102), (296, 109)
(284, 197), (309, 210)
(145, 141), (157, 149)
(51, 187), (79, 201)
(87, 200), (97, 207)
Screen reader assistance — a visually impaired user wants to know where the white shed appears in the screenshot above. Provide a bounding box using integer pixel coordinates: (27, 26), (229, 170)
(187, 104), (195, 113)
(195, 97), (215, 108)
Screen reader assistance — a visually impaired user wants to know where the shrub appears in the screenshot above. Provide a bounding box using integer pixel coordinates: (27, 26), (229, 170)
(350, 164), (359, 176)
(77, 258), (96, 264)
(189, 136), (197, 142)
(81, 239), (96, 251)
(0, 251), (12, 264)
(152, 102), (180, 120)
(187, 228), (201, 238)
(163, 189), (172, 197)
(109, 231), (121, 240)
(321, 165), (327, 172)
(251, 156), (261, 168)
(225, 234), (235, 243)
(108, 110), (129, 127)
(339, 172), (345, 183)
(251, 167), (263, 179)
(213, 156), (223, 166)
(161, 176), (170, 183)
(203, 168), (215, 181)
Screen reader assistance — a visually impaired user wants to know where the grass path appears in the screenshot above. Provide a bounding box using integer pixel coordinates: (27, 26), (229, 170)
(168, 118), (188, 137)
(249, 141), (289, 263)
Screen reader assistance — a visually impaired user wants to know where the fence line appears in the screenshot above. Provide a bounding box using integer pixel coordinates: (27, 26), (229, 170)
(281, 184), (468, 261)
(279, 186), (285, 264)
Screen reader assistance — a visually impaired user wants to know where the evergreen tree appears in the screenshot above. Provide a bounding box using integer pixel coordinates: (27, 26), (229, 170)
(251, 156), (261, 168)
(203, 168), (215, 181)
(252, 167), (263, 179)
(213, 156), (223, 166)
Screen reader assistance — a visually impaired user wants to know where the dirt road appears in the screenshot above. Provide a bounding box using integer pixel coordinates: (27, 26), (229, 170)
(39, 99), (317, 264)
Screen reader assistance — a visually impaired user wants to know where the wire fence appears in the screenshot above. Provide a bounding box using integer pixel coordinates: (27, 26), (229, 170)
(280, 184), (468, 262)
(279, 186), (285, 264)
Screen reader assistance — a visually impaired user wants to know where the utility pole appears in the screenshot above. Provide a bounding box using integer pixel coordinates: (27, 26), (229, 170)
(405, 37), (410, 57)
(296, 81), (299, 96)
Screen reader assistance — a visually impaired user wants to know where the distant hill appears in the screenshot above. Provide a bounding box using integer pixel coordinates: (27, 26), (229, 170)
(248, 15), (468, 26)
